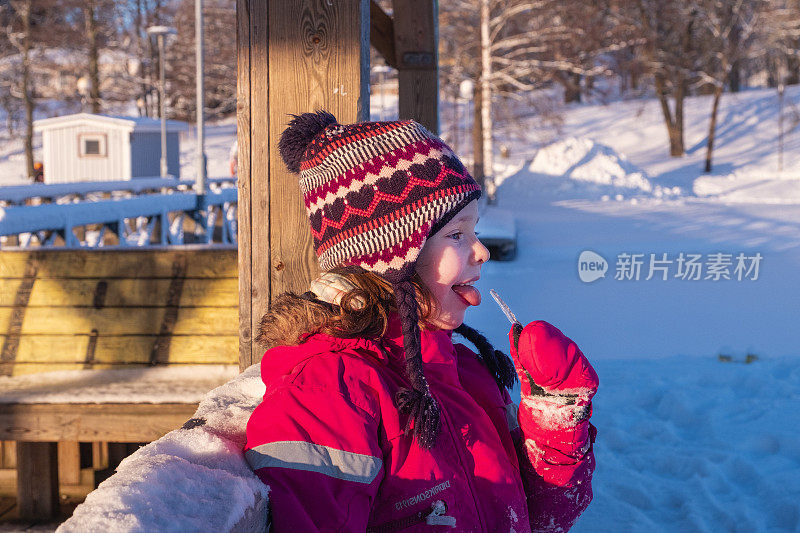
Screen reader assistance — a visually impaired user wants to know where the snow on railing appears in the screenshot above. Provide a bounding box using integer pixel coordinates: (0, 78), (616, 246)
(0, 177), (237, 206)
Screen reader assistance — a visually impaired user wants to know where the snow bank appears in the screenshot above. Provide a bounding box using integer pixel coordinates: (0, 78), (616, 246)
(526, 137), (680, 200)
(694, 171), (800, 204)
(58, 364), (269, 533)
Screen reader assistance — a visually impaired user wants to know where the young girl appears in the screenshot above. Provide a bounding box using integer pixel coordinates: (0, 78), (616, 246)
(245, 112), (598, 532)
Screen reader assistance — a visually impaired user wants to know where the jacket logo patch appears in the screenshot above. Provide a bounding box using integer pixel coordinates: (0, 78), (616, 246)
(394, 480), (451, 511)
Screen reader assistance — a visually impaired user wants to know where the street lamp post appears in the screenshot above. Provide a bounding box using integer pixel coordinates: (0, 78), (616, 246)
(195, 0), (207, 195)
(147, 25), (177, 178)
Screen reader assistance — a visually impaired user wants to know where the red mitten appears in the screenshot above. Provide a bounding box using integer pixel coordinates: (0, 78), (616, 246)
(508, 321), (598, 531)
(509, 321), (598, 469)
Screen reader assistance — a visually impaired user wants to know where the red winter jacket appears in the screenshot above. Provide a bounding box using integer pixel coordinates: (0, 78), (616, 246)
(245, 314), (594, 531)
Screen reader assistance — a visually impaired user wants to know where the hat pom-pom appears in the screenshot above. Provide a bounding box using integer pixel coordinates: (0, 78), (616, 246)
(278, 110), (338, 173)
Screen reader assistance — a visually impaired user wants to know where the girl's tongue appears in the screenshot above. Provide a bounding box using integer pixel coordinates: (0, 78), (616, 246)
(452, 284), (481, 306)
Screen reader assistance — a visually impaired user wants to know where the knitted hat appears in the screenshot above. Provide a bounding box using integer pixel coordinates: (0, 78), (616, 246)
(279, 111), (482, 448)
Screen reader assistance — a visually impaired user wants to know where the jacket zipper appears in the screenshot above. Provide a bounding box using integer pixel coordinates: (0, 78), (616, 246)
(367, 500), (455, 532)
(432, 389), (488, 531)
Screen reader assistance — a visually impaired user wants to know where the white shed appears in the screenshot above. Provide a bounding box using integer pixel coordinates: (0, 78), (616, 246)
(33, 113), (189, 183)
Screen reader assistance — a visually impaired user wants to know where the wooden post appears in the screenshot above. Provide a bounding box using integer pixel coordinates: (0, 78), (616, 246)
(92, 442), (108, 470)
(106, 443), (129, 468)
(94, 442), (129, 486)
(237, 0), (370, 370)
(236, 0), (255, 371)
(394, 0), (439, 134)
(16, 442), (59, 520)
(1, 441), (16, 469)
(57, 441), (81, 486)
(370, 1), (397, 69)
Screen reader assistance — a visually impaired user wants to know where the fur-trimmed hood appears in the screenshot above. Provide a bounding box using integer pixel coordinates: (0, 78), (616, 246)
(256, 272), (383, 353)
(254, 291), (331, 352)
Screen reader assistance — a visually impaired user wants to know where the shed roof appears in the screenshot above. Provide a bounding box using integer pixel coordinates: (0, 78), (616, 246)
(34, 113), (190, 134)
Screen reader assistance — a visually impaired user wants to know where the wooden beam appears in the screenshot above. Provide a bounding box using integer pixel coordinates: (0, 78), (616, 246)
(238, 0), (370, 369)
(0, 250), (236, 279)
(107, 443), (129, 469)
(0, 335), (236, 367)
(1, 440), (16, 469)
(370, 1), (397, 69)
(267, 0), (370, 296)
(249, 0), (270, 372)
(0, 403), (197, 442)
(92, 442), (108, 470)
(16, 442), (59, 520)
(94, 442), (132, 487)
(393, 0), (439, 133)
(0, 278), (238, 308)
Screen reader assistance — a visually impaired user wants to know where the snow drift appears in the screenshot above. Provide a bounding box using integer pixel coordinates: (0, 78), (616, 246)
(526, 137), (680, 200)
(57, 364), (268, 533)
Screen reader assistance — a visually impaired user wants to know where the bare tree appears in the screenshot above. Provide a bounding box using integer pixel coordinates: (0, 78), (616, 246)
(631, 0), (706, 157)
(439, 0), (481, 176)
(128, 0), (172, 117)
(758, 0), (800, 169)
(440, 0), (637, 195)
(167, 0), (236, 123)
(698, 0), (761, 172)
(7, 0), (35, 179)
(82, 0), (120, 113)
(758, 0), (800, 82)
(1, 0), (71, 178)
(480, 0), (494, 200)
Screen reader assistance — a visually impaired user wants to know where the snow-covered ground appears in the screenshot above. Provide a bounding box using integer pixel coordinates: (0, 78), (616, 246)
(573, 355), (800, 532)
(2, 84), (800, 531)
(469, 171), (800, 531)
(458, 86), (800, 532)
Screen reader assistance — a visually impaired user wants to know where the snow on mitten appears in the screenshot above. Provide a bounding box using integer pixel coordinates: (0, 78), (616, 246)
(509, 321), (598, 476)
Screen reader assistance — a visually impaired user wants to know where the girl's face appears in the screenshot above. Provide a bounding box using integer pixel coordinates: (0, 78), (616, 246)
(416, 200), (490, 330)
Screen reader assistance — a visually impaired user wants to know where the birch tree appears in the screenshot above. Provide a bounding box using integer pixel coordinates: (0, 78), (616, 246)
(758, 0), (800, 170)
(1, 0), (69, 178)
(6, 0), (35, 179)
(442, 0), (636, 198)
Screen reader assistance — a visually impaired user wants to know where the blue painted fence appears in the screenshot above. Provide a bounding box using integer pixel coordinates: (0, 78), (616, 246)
(0, 178), (238, 248)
